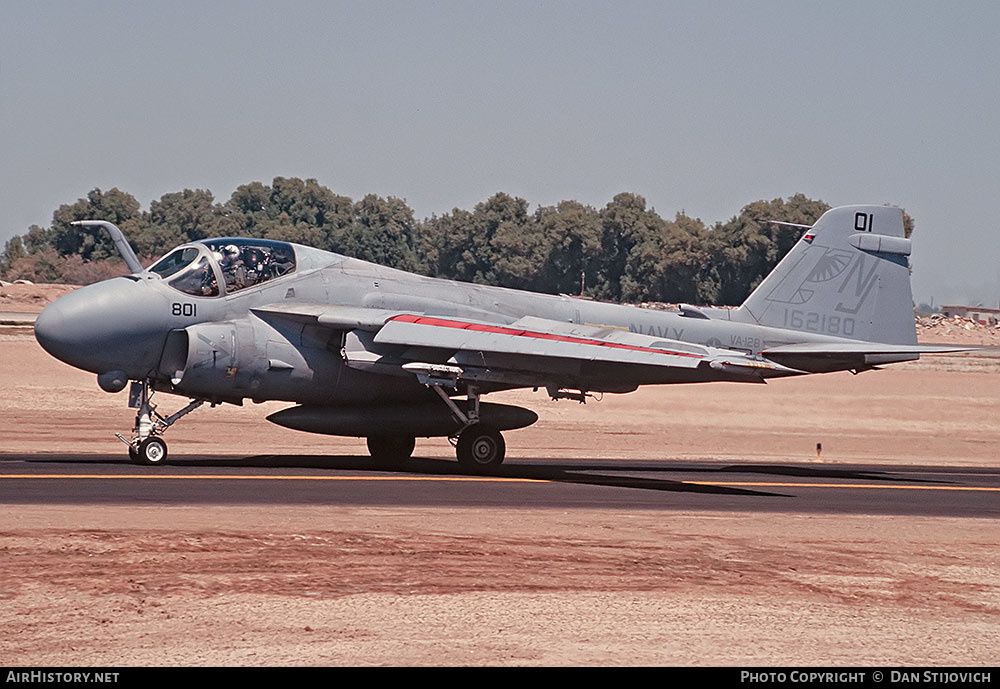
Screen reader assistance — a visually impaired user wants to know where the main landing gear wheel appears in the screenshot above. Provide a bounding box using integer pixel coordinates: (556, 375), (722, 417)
(132, 437), (169, 466)
(456, 424), (505, 472)
(366, 435), (416, 465)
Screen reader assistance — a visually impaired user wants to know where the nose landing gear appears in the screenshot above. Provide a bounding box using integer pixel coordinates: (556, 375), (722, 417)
(117, 380), (204, 465)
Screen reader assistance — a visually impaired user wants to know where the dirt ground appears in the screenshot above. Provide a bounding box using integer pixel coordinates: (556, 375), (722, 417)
(1, 287), (998, 666)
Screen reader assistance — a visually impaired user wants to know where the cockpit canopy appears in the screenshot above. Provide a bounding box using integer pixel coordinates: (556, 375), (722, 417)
(148, 238), (296, 297)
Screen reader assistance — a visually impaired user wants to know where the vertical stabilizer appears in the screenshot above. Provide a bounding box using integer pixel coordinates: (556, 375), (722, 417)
(734, 205), (916, 344)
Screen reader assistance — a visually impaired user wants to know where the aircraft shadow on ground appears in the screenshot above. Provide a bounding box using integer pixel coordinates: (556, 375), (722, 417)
(19, 452), (792, 497)
(227, 455), (800, 498)
(15, 454), (945, 497)
(18, 452), (948, 497)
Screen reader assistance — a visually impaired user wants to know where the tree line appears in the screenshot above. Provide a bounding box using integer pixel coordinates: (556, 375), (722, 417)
(0, 178), (908, 305)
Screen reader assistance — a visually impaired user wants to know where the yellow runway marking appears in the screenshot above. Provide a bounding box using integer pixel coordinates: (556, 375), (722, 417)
(875, 470), (1000, 478)
(686, 481), (1000, 492)
(0, 474), (538, 483)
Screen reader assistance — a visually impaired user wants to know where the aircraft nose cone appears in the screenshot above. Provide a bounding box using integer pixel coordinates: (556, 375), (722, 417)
(34, 278), (169, 376)
(34, 296), (75, 364)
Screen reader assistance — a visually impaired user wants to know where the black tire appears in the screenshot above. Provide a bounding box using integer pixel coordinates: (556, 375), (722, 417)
(135, 437), (168, 465)
(456, 424), (505, 472)
(128, 445), (142, 465)
(366, 435), (416, 465)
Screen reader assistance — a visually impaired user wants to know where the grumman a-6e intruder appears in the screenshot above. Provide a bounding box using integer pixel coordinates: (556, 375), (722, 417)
(34, 205), (955, 470)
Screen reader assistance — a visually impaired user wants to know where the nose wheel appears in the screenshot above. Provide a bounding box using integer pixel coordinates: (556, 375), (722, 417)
(129, 436), (169, 465)
(119, 380), (203, 466)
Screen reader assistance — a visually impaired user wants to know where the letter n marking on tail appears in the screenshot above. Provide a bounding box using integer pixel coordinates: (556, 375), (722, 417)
(835, 256), (879, 315)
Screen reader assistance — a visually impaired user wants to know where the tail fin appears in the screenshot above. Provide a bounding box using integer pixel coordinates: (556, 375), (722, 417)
(734, 205), (916, 345)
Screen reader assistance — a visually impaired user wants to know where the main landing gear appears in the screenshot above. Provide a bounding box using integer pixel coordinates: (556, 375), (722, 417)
(362, 382), (508, 472)
(454, 423), (505, 471)
(433, 383), (506, 472)
(363, 423), (505, 472)
(117, 380), (204, 465)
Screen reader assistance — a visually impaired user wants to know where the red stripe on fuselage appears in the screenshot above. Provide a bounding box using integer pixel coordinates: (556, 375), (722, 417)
(388, 314), (702, 359)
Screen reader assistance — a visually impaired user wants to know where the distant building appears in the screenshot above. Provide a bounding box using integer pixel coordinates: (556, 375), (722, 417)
(941, 305), (1000, 326)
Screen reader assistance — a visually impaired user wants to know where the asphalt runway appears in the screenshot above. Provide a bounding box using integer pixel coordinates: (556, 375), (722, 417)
(2, 453), (998, 517)
(0, 312), (36, 323)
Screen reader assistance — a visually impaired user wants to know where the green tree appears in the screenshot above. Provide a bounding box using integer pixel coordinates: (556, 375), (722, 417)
(534, 201), (602, 295)
(707, 194), (830, 305)
(142, 188), (233, 258)
(619, 213), (710, 303)
(594, 193), (663, 300)
(336, 194), (418, 270)
(226, 181), (273, 233)
(417, 208), (473, 279)
(421, 193), (536, 287)
(0, 183), (861, 302)
(50, 188), (143, 261)
(227, 177), (354, 250)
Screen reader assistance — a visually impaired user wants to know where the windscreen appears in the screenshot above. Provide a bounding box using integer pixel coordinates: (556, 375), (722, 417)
(148, 247), (201, 279)
(167, 256), (219, 297)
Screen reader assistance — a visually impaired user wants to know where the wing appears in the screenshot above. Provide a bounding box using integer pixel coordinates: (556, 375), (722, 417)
(375, 314), (706, 367)
(252, 303), (802, 390)
(371, 313), (800, 390)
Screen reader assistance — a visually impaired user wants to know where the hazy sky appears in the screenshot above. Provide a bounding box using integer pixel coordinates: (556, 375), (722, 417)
(2, 0), (997, 306)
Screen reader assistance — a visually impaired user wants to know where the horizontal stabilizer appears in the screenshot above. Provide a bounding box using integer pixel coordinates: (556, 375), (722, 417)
(762, 341), (971, 373)
(763, 343), (971, 356)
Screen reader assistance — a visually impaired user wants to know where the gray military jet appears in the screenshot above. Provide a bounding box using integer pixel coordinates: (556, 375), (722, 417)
(34, 204), (953, 470)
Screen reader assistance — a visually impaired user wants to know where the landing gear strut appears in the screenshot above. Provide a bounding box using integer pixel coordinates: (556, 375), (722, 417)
(117, 380), (203, 465)
(428, 383), (507, 472)
(404, 365), (509, 472)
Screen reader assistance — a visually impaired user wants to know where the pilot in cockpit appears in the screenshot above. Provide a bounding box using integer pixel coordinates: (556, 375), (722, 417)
(219, 244), (246, 290)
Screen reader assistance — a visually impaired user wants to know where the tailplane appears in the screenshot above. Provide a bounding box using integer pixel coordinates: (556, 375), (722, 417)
(734, 205), (916, 345)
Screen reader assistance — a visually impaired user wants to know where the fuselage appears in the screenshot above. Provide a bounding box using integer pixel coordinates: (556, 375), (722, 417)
(35, 238), (854, 407)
